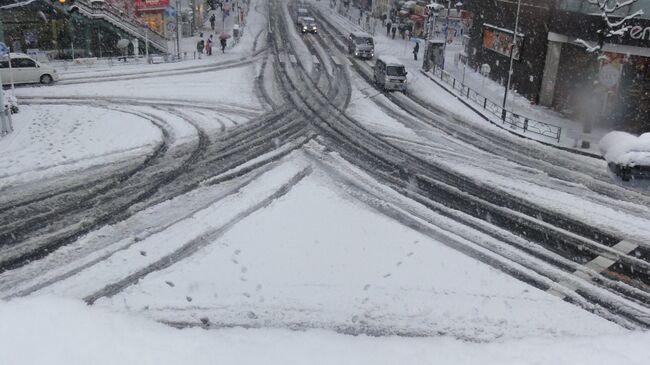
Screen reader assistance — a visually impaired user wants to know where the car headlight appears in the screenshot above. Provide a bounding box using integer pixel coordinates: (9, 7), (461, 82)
(303, 27), (307, 30)
(355, 51), (359, 55)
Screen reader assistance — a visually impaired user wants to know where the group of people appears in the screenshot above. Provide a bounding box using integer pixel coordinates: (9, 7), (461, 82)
(385, 21), (413, 41)
(197, 33), (228, 56)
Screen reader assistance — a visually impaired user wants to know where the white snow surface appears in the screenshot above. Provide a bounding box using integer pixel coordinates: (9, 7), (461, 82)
(1, 295), (649, 365)
(600, 131), (650, 166)
(0, 104), (161, 187)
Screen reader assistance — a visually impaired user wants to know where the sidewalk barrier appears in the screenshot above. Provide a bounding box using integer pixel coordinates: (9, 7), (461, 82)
(430, 65), (562, 142)
(0, 108), (13, 137)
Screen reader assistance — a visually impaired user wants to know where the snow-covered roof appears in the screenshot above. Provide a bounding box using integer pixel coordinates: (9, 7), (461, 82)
(350, 31), (372, 38)
(377, 55), (404, 67)
(600, 131), (650, 166)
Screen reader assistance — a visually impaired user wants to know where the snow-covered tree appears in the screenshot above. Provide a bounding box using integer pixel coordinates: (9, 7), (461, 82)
(576, 0), (644, 57)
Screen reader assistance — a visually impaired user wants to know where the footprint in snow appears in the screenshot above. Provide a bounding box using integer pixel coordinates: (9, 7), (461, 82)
(383, 273), (392, 278)
(407, 252), (414, 257)
(241, 266), (248, 274)
(165, 281), (175, 287)
(231, 258), (239, 264)
(186, 296), (193, 303)
(140, 251), (147, 256)
(395, 261), (402, 266)
(243, 292), (251, 298)
(256, 284), (263, 291)
(234, 249), (241, 255)
(363, 284), (371, 291)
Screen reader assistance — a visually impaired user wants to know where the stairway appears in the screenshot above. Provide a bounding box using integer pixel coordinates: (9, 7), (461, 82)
(69, 1), (169, 53)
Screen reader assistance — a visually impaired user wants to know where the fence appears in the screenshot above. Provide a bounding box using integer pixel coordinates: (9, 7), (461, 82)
(430, 65), (562, 142)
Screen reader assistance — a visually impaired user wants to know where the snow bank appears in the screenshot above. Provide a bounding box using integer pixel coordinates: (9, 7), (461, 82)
(600, 131), (650, 166)
(1, 295), (649, 365)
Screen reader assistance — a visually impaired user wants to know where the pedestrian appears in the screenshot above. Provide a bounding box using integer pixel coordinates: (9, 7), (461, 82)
(391, 25), (396, 39)
(197, 38), (204, 54)
(210, 13), (216, 30)
(386, 21), (392, 36)
(220, 38), (227, 53)
(413, 41), (419, 61)
(206, 36), (213, 56)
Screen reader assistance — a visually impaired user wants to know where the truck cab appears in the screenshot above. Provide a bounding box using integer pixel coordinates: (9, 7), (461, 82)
(373, 56), (407, 92)
(347, 32), (374, 59)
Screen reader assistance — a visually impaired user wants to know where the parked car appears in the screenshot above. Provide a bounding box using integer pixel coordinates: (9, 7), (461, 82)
(373, 56), (407, 92)
(0, 54), (59, 85)
(299, 17), (318, 34)
(347, 32), (374, 59)
(601, 131), (650, 183)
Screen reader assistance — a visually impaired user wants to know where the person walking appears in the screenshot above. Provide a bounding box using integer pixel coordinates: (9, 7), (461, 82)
(209, 13), (216, 31)
(413, 41), (419, 61)
(205, 35), (213, 56)
(197, 38), (204, 54)
(386, 21), (392, 36)
(391, 24), (396, 39)
(220, 38), (227, 53)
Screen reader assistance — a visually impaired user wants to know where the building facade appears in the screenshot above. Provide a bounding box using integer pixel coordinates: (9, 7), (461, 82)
(466, 0), (650, 133)
(465, 0), (554, 103)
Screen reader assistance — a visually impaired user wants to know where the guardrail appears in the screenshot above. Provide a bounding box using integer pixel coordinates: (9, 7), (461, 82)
(430, 65), (562, 142)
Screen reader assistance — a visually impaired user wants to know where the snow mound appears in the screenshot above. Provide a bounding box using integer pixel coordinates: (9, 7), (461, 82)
(600, 131), (650, 166)
(2, 296), (650, 364)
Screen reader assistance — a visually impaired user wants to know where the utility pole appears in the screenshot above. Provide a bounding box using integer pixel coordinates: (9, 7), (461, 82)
(175, 0), (181, 59)
(501, 0), (521, 121)
(190, 0), (196, 35)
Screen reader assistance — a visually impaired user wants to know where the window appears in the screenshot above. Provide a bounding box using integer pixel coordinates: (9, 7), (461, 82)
(0, 61), (8, 69)
(11, 58), (37, 68)
(386, 66), (406, 76)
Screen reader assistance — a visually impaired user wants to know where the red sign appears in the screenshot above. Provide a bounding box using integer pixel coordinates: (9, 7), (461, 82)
(135, 0), (169, 10)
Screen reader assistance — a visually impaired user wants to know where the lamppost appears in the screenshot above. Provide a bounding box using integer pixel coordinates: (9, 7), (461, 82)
(501, 0), (522, 121)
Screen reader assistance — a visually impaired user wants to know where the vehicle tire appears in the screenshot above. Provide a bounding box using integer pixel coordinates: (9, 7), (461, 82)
(40, 74), (53, 85)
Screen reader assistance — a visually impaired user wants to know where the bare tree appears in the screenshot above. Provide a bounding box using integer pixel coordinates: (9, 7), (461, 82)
(576, 0), (643, 57)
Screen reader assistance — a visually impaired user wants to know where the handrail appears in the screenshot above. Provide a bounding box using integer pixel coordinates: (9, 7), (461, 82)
(430, 65), (562, 142)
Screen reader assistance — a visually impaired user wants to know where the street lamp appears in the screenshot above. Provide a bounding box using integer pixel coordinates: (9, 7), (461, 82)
(501, 0), (522, 121)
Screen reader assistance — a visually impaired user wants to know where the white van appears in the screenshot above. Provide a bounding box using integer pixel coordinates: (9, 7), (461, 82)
(373, 56), (407, 92)
(347, 32), (374, 59)
(0, 54), (58, 85)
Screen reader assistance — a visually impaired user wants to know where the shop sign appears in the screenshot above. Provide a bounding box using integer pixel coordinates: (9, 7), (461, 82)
(135, 0), (170, 11)
(629, 25), (650, 41)
(482, 25), (523, 60)
(599, 54), (624, 91)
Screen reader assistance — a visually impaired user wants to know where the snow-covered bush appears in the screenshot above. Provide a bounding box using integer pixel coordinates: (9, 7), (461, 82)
(3, 90), (19, 114)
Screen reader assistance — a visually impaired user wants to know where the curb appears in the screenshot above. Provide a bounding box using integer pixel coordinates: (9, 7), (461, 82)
(418, 70), (604, 160)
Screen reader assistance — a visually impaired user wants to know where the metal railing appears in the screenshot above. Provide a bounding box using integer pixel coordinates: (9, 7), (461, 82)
(430, 65), (562, 142)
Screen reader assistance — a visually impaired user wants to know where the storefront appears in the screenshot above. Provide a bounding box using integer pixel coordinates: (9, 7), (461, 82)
(540, 1), (650, 132)
(135, 0), (168, 35)
(465, 0), (553, 101)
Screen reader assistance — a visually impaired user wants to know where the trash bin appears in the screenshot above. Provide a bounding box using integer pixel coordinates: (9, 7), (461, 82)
(233, 24), (240, 38)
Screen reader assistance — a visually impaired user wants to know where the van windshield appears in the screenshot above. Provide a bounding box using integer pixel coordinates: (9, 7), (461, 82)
(386, 66), (406, 76)
(355, 37), (373, 45)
